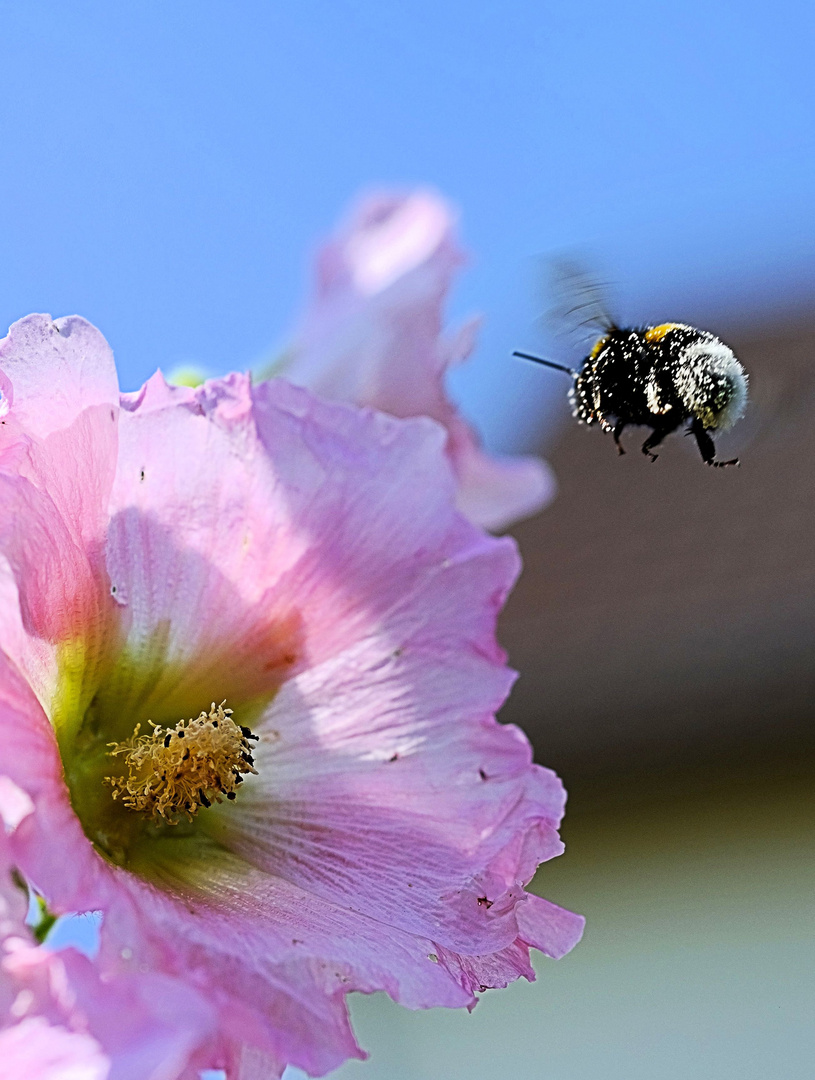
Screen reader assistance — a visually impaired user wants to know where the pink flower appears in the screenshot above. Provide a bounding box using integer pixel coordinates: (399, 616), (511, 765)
(0, 779), (214, 1080)
(279, 190), (556, 532)
(0, 314), (582, 1077)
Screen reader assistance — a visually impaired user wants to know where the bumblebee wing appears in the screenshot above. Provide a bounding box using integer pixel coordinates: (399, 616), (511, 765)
(545, 258), (618, 342)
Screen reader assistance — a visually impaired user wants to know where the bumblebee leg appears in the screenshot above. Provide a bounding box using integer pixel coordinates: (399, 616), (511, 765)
(641, 419), (681, 462)
(689, 419), (739, 468)
(612, 420), (627, 455)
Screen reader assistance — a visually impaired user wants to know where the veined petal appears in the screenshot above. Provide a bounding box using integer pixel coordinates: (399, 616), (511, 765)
(216, 597), (564, 957)
(103, 371), (301, 726)
(98, 868), (372, 1077)
(0, 475), (102, 647)
(103, 376), (497, 721)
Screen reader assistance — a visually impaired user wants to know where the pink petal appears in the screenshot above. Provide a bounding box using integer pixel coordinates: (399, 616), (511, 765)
(55, 952), (216, 1080)
(0, 777), (34, 834)
(447, 413), (558, 533)
(0, 315), (118, 443)
(105, 372), (312, 719)
(516, 892), (587, 960)
(0, 1017), (109, 1080)
(282, 190), (554, 530)
(0, 473), (103, 649)
(1, 950), (215, 1080)
(97, 873), (370, 1078)
(0, 315), (119, 705)
(0, 314), (119, 555)
(0, 650), (106, 913)
(105, 374), (501, 715)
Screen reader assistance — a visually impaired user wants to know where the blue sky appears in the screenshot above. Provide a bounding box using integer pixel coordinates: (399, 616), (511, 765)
(0, 1), (812, 449)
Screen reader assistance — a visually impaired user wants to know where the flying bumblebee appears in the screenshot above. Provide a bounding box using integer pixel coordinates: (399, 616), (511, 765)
(515, 268), (748, 467)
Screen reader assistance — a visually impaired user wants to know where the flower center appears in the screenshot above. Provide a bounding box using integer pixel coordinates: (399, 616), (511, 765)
(104, 702), (258, 825)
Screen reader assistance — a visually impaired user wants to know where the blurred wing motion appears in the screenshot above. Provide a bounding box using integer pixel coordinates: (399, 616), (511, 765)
(546, 258), (618, 342)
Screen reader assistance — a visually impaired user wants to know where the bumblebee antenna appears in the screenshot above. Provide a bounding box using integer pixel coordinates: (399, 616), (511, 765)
(513, 351), (577, 377)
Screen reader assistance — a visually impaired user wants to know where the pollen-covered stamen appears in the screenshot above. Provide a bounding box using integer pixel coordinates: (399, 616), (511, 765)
(105, 702), (259, 824)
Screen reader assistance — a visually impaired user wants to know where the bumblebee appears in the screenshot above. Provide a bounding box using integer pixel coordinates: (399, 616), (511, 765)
(515, 318), (748, 468)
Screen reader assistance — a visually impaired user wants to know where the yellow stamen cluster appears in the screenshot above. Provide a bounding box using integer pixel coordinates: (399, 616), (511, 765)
(105, 702), (258, 824)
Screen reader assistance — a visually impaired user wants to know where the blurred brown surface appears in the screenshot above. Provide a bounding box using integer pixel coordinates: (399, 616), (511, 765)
(500, 312), (815, 779)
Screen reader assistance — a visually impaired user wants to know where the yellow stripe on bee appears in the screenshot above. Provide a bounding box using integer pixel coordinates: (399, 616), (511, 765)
(589, 335), (609, 360)
(644, 323), (681, 343)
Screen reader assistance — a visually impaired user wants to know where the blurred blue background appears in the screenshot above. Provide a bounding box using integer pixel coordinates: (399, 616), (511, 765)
(1, 1), (813, 451)
(8, 4), (814, 1079)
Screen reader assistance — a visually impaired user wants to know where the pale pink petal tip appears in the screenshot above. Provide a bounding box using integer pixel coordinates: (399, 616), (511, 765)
(0, 313), (118, 441)
(283, 189), (554, 530)
(451, 416), (558, 531)
(338, 189), (453, 296)
(517, 893), (587, 960)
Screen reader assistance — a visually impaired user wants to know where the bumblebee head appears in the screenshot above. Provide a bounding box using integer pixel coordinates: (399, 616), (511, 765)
(675, 337), (748, 430)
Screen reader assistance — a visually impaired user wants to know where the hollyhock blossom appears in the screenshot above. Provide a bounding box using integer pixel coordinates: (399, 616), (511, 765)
(0, 778), (214, 1080)
(278, 190), (556, 532)
(0, 313), (583, 1077)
